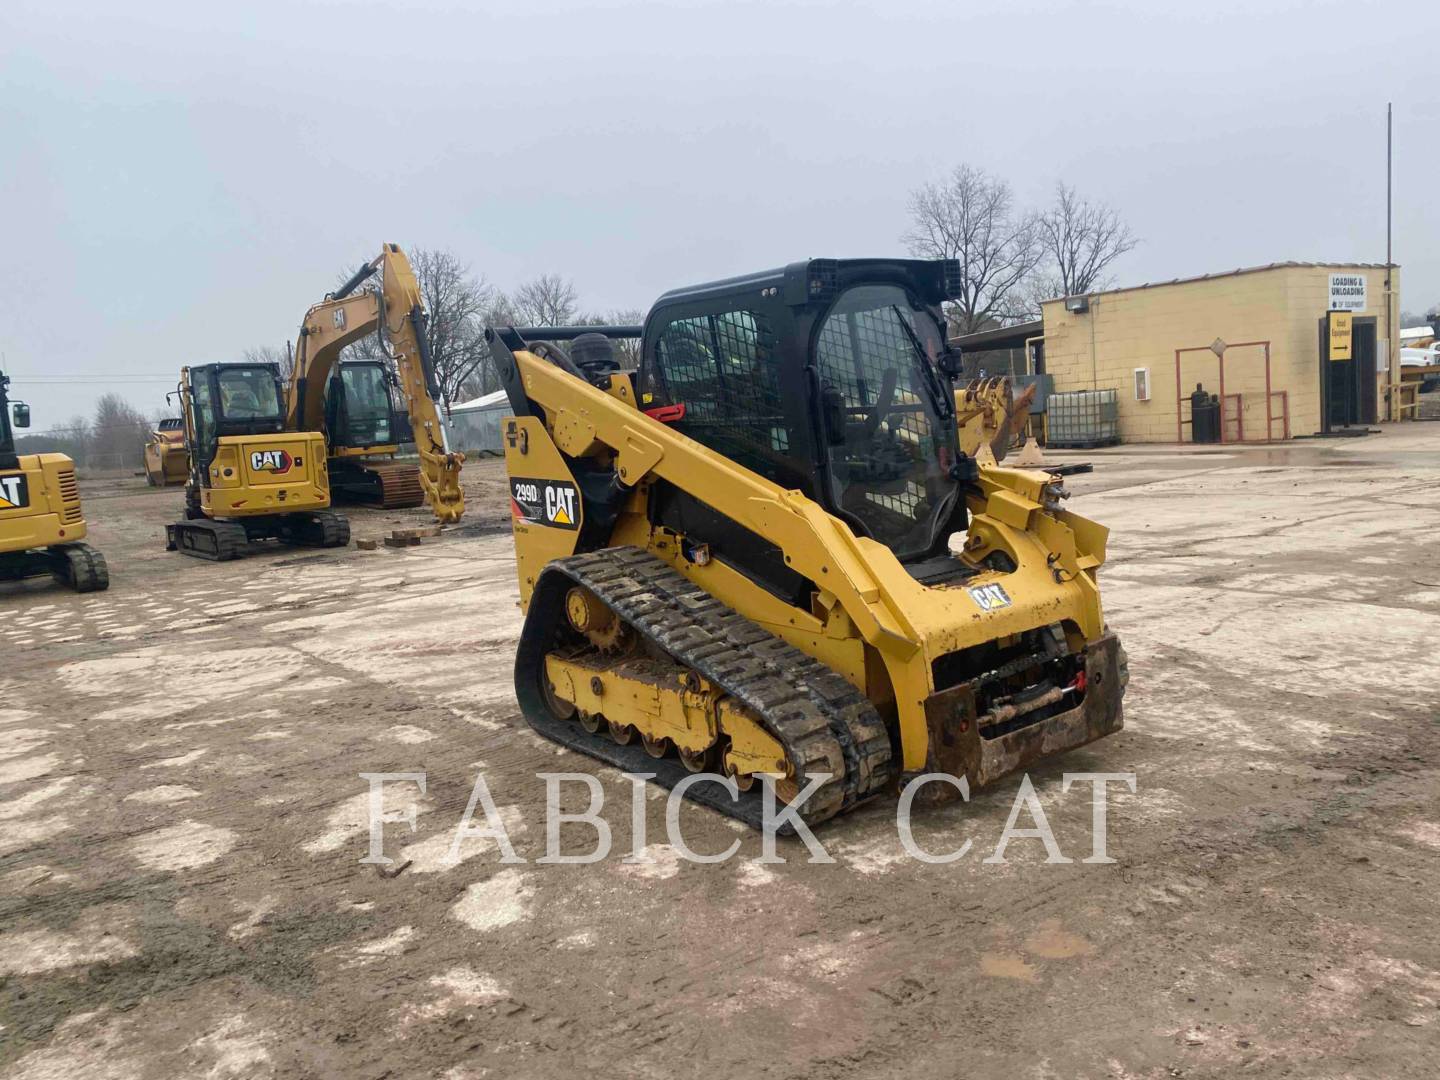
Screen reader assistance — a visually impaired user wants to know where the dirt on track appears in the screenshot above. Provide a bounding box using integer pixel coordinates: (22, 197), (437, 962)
(2, 434), (1439, 1080)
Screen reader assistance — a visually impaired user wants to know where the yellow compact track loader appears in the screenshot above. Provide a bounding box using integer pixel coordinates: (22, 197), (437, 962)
(165, 362), (350, 561)
(285, 244), (465, 521)
(488, 258), (1126, 828)
(0, 370), (108, 592)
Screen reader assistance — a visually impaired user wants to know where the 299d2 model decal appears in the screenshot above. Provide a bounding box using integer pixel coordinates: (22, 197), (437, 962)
(510, 478), (579, 530)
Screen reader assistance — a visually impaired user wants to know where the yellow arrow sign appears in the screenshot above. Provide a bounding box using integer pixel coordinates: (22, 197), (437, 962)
(1328, 311), (1352, 362)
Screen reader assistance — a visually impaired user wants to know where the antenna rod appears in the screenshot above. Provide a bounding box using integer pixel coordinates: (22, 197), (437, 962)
(1386, 102), (1393, 419)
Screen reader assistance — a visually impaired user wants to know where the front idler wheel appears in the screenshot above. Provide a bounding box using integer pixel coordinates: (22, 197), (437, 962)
(542, 678), (577, 722)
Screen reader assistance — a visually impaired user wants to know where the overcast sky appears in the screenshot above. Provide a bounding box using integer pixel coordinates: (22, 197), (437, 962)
(1, 0), (1435, 427)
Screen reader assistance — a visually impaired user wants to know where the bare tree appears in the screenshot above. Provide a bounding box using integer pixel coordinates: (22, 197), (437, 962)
(1015, 273), (1066, 321)
(65, 415), (93, 459)
(16, 414), (94, 461)
(511, 274), (580, 327)
(1035, 183), (1138, 298)
(336, 248), (495, 405)
(89, 393), (151, 470)
(903, 165), (1043, 335)
(481, 291), (520, 332)
(242, 344), (293, 381)
(409, 248), (495, 403)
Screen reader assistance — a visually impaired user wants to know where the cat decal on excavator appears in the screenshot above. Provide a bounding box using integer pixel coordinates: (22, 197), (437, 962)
(249, 449), (294, 474)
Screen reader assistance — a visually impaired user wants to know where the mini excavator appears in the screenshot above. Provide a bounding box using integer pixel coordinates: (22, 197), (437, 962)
(0, 370), (108, 592)
(488, 258), (1127, 828)
(165, 362), (350, 560)
(285, 244), (464, 522)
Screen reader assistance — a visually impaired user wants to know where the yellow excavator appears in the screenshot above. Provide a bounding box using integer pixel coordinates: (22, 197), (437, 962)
(165, 362), (350, 560)
(0, 370), (108, 592)
(285, 244), (464, 522)
(488, 258), (1125, 827)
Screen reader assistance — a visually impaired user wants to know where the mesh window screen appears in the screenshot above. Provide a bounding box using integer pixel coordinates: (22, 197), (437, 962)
(654, 310), (791, 482)
(815, 307), (939, 521)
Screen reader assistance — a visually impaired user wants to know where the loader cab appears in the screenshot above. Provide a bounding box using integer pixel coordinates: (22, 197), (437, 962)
(325, 360), (413, 450)
(184, 362), (287, 475)
(639, 258), (966, 562)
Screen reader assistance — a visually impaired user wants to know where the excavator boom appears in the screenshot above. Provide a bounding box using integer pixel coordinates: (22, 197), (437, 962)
(285, 244), (465, 523)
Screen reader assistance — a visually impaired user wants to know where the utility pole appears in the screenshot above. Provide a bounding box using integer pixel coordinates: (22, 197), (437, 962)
(1385, 102), (1394, 419)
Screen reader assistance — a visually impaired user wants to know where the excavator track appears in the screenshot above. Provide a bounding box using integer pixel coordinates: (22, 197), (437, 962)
(166, 511), (349, 561)
(342, 461), (424, 509)
(515, 547), (893, 830)
(53, 543), (109, 592)
(166, 519), (248, 561)
(279, 510), (351, 548)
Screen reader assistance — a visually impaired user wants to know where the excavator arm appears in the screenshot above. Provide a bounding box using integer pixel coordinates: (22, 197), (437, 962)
(284, 243), (465, 523)
(372, 245), (465, 522)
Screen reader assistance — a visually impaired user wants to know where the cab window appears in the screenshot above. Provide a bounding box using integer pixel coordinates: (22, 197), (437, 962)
(813, 284), (955, 558)
(217, 368), (281, 421)
(192, 377), (216, 451)
(651, 309), (794, 484)
(338, 365), (394, 446)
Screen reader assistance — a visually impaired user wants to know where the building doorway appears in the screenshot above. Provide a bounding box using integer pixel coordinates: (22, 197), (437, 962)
(1321, 316), (1378, 430)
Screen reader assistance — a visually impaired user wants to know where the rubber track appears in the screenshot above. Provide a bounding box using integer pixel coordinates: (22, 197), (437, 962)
(517, 547), (893, 829)
(303, 510), (351, 547)
(167, 520), (248, 561)
(365, 462), (424, 509)
(54, 543), (109, 592)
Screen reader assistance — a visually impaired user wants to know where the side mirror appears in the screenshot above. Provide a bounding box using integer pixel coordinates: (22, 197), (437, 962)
(11, 403), (30, 429)
(820, 385), (847, 446)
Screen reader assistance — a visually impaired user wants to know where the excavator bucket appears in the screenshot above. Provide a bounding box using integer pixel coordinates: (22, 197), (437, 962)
(417, 447), (465, 524)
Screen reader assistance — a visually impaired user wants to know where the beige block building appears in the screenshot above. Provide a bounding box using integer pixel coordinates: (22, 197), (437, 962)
(1037, 262), (1399, 443)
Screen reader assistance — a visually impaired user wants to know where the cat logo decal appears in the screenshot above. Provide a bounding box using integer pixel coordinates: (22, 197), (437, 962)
(250, 450), (294, 474)
(0, 473), (29, 510)
(510, 478), (579, 530)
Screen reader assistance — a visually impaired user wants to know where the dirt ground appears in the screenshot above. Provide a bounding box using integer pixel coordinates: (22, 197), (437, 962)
(2, 429), (1438, 1080)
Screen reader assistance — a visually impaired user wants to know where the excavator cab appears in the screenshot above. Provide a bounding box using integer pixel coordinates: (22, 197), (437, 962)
(165, 362), (349, 561)
(326, 361), (414, 450)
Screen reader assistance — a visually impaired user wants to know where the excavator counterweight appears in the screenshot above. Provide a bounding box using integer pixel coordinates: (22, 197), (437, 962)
(0, 370), (109, 593)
